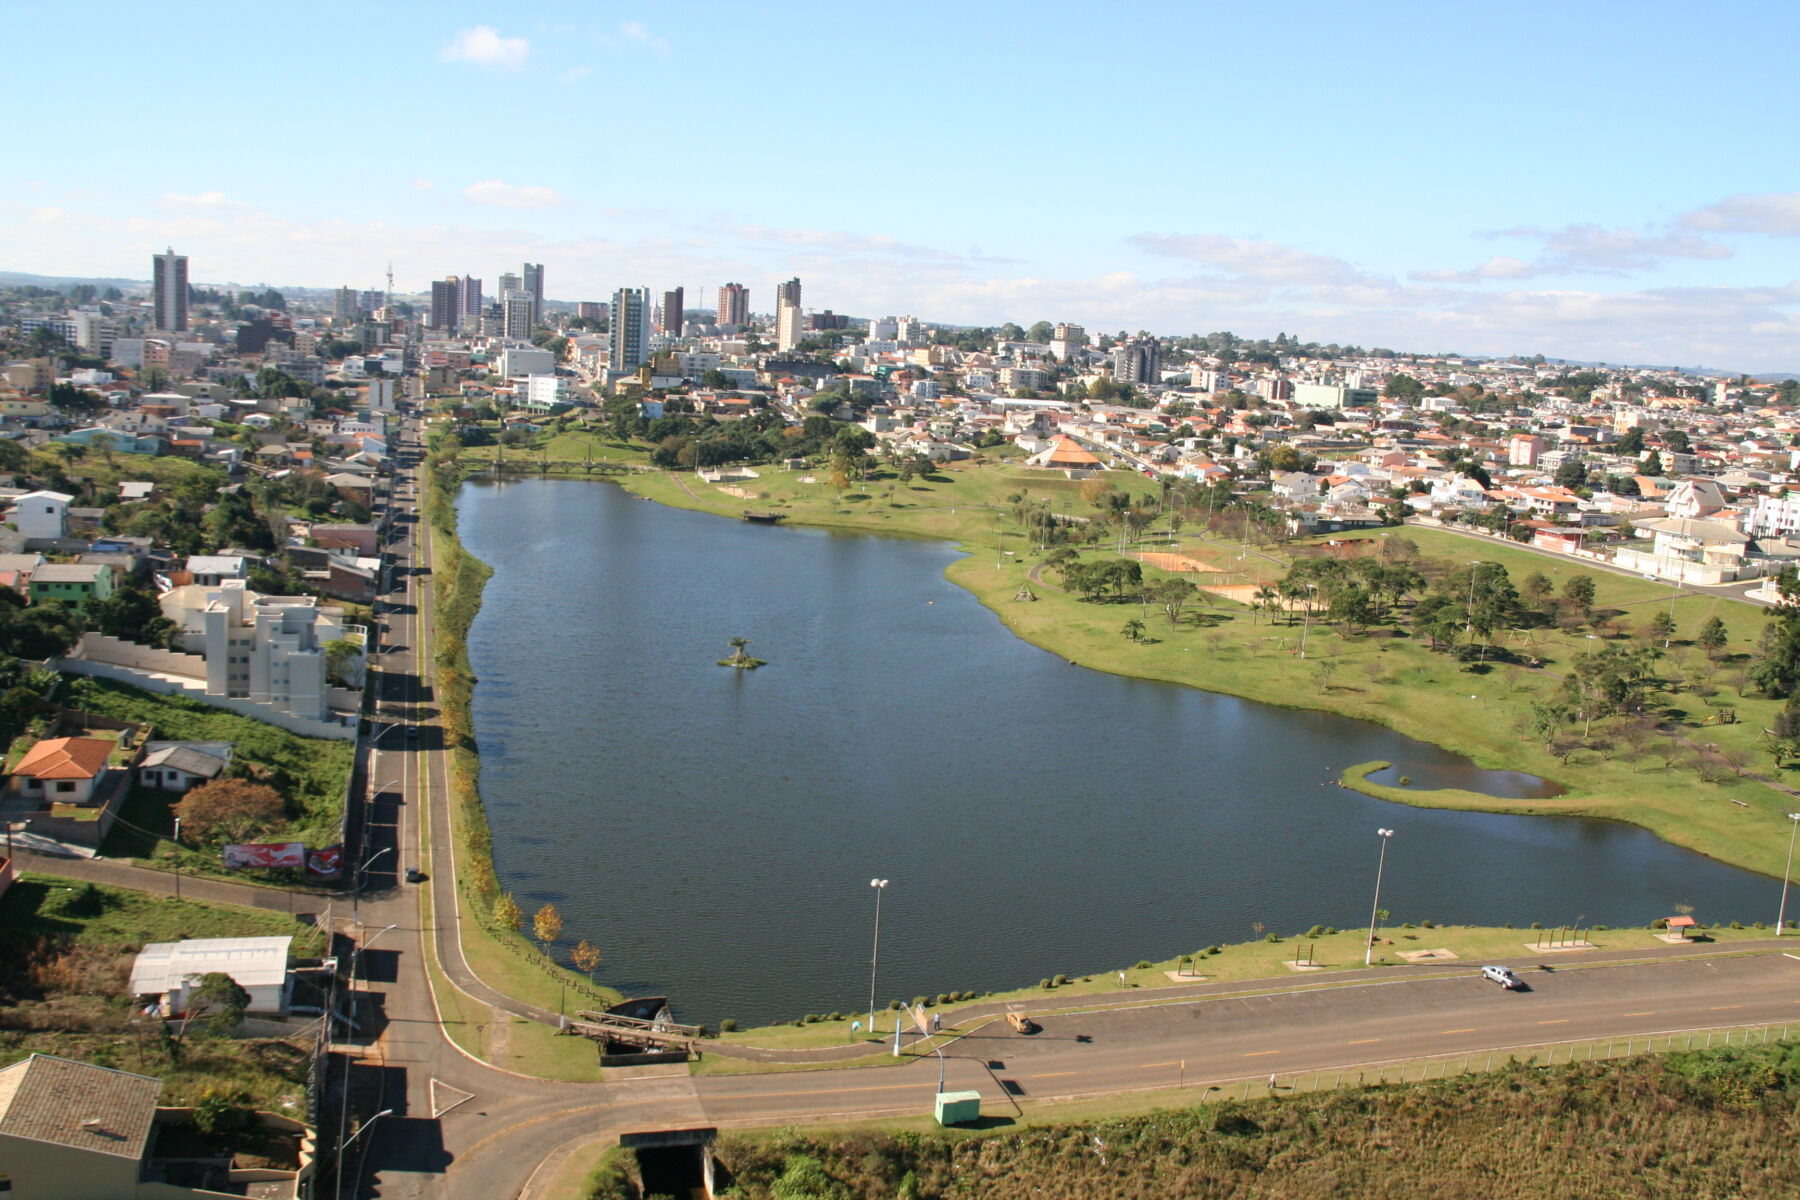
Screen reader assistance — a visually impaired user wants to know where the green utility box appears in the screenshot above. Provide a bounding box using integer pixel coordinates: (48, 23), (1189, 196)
(935, 1090), (982, 1126)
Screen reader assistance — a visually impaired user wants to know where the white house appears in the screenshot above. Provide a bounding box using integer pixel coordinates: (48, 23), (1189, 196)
(8, 490), (71, 541)
(129, 936), (293, 1016)
(137, 741), (231, 792)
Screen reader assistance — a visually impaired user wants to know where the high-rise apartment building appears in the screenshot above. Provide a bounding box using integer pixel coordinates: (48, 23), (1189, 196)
(332, 287), (361, 323)
(522, 263), (544, 325)
(717, 282), (748, 330)
(658, 287), (684, 337)
(609, 287), (649, 371)
(775, 277), (803, 351)
(498, 272), (521, 298)
(503, 295), (535, 341)
(1111, 337), (1162, 385)
(152, 248), (188, 332)
(456, 276), (483, 326)
(430, 278), (460, 331)
(577, 301), (607, 322)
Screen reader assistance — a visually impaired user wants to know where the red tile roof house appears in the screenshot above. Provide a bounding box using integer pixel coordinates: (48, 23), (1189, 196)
(7, 722), (148, 850)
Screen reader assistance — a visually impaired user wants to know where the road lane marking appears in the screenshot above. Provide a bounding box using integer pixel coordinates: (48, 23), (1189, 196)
(1139, 1061), (1177, 1069)
(1711, 1005), (1742, 1011)
(729, 1082), (933, 1099)
(1538, 1019), (1570, 1025)
(1622, 1011), (1654, 1016)
(1030, 1071), (1076, 1079)
(1242, 1050), (1280, 1057)
(1441, 1028), (1475, 1034)
(1346, 1038), (1381, 1045)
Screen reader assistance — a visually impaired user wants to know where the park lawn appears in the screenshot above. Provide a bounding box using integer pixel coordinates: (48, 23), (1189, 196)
(66, 675), (355, 872)
(940, 536), (1799, 882)
(505, 1018), (607, 1081)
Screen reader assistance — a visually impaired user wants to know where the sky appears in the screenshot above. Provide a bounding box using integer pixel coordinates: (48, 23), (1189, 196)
(11, 2), (1800, 371)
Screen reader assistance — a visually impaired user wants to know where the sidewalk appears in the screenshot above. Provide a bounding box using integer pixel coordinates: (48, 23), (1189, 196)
(705, 936), (1795, 1063)
(12, 848), (325, 917)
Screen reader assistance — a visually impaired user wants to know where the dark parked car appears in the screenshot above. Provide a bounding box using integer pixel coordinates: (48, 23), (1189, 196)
(405, 867), (427, 884)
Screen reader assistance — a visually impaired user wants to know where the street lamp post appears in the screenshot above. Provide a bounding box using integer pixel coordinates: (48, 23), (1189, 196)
(1465, 561), (1482, 637)
(1779, 813), (1800, 935)
(1297, 584), (1318, 659)
(867, 879), (889, 1039)
(1365, 828), (1396, 967)
(351, 848), (393, 926)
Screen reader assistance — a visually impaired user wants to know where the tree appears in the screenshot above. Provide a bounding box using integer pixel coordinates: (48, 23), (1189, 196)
(1149, 578), (1198, 625)
(571, 939), (602, 981)
(493, 892), (523, 933)
(533, 902), (564, 950)
(1645, 610), (1677, 646)
(1383, 374), (1424, 402)
(1561, 574), (1597, 616)
(1121, 618), (1145, 642)
(1696, 615), (1729, 659)
(174, 779), (285, 844)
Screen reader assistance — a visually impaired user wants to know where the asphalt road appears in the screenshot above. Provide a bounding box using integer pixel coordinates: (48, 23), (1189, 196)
(300, 422), (1800, 1199)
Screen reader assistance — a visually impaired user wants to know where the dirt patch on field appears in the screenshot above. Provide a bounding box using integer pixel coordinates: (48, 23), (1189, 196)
(1135, 551), (1224, 574)
(1203, 582), (1306, 610)
(716, 485), (756, 499)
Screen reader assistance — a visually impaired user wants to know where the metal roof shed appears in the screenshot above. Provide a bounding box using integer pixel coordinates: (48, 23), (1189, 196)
(128, 935), (293, 1015)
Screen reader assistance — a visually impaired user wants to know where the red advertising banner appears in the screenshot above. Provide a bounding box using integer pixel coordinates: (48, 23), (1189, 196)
(306, 844), (343, 878)
(222, 842), (306, 870)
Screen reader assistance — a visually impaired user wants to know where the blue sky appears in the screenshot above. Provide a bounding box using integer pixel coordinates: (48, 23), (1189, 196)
(11, 2), (1800, 370)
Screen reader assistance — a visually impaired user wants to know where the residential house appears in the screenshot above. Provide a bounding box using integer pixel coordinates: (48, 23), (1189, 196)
(0, 1055), (164, 1200)
(8, 489), (71, 540)
(129, 936), (293, 1017)
(28, 562), (115, 607)
(11, 735), (115, 806)
(137, 741), (231, 793)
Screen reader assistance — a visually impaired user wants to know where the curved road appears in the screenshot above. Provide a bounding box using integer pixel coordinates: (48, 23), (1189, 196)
(337, 419), (1800, 1199)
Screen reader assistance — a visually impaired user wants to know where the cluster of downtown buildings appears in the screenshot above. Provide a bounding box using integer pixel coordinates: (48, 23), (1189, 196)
(8, 250), (1800, 604)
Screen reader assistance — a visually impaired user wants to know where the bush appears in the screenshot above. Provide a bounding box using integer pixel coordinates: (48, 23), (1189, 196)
(1052, 974), (1068, 986)
(1305, 925), (1325, 938)
(1421, 920), (1436, 929)
(1263, 932), (1280, 943)
(1207, 945), (1222, 955)
(1731, 921), (1745, 930)
(720, 1019), (737, 1033)
(1401, 922), (1416, 930)
(1593, 924), (1610, 932)
(1134, 960), (1153, 970)
(193, 1089), (254, 1135)
(1530, 921), (1543, 929)
(1039, 979), (1053, 989)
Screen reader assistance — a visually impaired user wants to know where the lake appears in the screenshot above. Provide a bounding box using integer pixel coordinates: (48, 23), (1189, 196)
(460, 478), (1777, 1026)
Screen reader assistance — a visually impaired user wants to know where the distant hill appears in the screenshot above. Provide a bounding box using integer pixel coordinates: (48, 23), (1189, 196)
(0, 270), (145, 291)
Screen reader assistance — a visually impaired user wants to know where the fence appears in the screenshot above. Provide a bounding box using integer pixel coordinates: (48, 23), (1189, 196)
(1235, 1022), (1800, 1104)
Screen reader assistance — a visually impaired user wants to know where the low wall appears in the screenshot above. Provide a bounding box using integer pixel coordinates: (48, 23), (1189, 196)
(73, 631), (207, 676)
(55, 658), (356, 741)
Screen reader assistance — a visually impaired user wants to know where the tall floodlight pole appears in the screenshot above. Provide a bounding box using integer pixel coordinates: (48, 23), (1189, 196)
(867, 879), (889, 1038)
(1365, 828), (1396, 967)
(1779, 814), (1800, 935)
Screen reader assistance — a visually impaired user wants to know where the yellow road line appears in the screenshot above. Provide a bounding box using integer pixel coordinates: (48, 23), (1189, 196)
(1138, 1061), (1177, 1069)
(1538, 1019), (1570, 1025)
(730, 1082), (928, 1100)
(1030, 1071), (1076, 1079)
(1441, 1028), (1476, 1034)
(1711, 1005), (1742, 1011)
(1622, 1011), (1654, 1016)
(1346, 1038), (1381, 1045)
(1242, 1050), (1280, 1057)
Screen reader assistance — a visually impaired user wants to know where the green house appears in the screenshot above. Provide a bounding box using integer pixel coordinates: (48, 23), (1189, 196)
(29, 562), (115, 607)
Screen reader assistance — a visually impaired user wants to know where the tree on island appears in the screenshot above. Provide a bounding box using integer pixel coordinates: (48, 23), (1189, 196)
(719, 636), (766, 670)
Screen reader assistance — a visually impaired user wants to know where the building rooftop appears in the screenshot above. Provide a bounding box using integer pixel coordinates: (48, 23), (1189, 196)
(129, 936), (294, 994)
(14, 736), (115, 780)
(0, 1053), (163, 1161)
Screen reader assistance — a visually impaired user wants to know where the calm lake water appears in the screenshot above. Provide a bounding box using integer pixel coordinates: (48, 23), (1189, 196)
(459, 478), (1777, 1026)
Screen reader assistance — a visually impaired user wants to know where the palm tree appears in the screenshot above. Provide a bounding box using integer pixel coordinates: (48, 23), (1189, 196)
(1253, 585), (1278, 625)
(1121, 619), (1145, 643)
(727, 636), (750, 664)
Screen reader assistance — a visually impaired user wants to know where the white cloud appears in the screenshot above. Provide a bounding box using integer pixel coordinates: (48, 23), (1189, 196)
(462, 180), (566, 209)
(28, 206), (70, 224)
(163, 191), (233, 208)
(440, 25), (529, 71)
(1681, 191), (1800, 235)
(410, 178), (437, 192)
(1410, 256), (1537, 283)
(721, 223), (966, 261)
(1418, 224), (1731, 282)
(617, 21), (669, 53)
(1127, 233), (1384, 287)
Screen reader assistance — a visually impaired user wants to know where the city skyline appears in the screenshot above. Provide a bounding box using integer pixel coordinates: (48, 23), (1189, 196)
(9, 3), (1800, 370)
